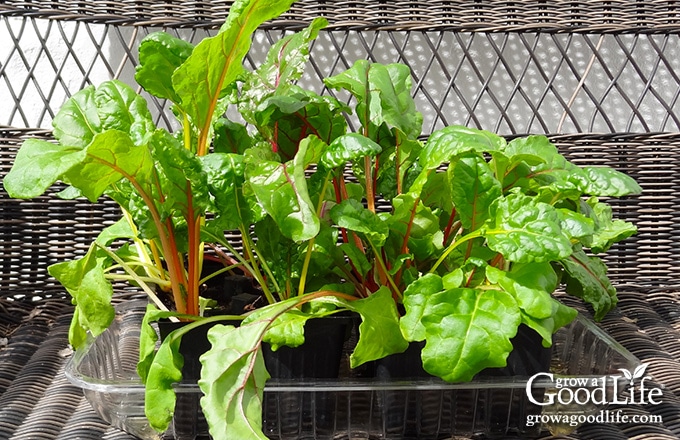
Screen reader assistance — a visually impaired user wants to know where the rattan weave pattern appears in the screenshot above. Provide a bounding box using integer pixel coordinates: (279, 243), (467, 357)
(1, 0), (680, 32)
(2, 288), (680, 439)
(0, 127), (121, 295)
(1, 128), (678, 294)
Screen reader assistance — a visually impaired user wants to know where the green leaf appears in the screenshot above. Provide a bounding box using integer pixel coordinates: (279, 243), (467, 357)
(262, 18), (327, 86)
(2, 139), (85, 198)
(586, 198), (638, 253)
(52, 85), (101, 148)
(486, 263), (558, 320)
(199, 322), (271, 440)
(203, 153), (262, 229)
(329, 199), (389, 247)
(137, 305), (185, 383)
(240, 18), (327, 125)
(485, 192), (573, 263)
(349, 288), (408, 367)
(151, 129), (209, 218)
(173, 0), (296, 131)
(48, 247), (114, 348)
(502, 136), (581, 193)
(386, 193), (440, 261)
(259, 309), (312, 351)
(93, 80), (155, 146)
(400, 273), (444, 342)
(213, 119), (253, 154)
(320, 133), (383, 169)
(6, 80), (156, 201)
(247, 141), (320, 242)
(251, 88), (348, 160)
(338, 243), (372, 278)
(572, 166), (642, 197)
(65, 130), (155, 202)
(135, 32), (194, 103)
(559, 248), (617, 320)
(68, 308), (87, 350)
(320, 288), (408, 367)
(557, 208), (596, 241)
(420, 288), (521, 382)
(521, 299), (577, 347)
(145, 330), (184, 432)
(419, 126), (505, 171)
(449, 153), (502, 231)
(324, 60), (422, 140)
(503, 135), (558, 164)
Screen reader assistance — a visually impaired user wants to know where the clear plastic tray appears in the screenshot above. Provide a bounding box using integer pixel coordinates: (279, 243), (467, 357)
(65, 300), (639, 439)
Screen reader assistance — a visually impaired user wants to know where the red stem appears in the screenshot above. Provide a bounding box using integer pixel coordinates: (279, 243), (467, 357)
(442, 208), (458, 245)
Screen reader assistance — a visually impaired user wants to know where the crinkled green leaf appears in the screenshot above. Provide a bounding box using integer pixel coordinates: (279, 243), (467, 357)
(419, 125), (505, 171)
(202, 152), (262, 229)
(93, 80), (155, 146)
(151, 129), (210, 218)
(320, 133), (383, 169)
(503, 135), (558, 164)
(135, 32), (194, 103)
(3, 139), (85, 198)
(250, 216), (299, 293)
(64, 130), (154, 202)
(240, 18), (327, 124)
(420, 288), (521, 382)
(485, 192), (573, 263)
(213, 119), (253, 154)
(259, 309), (312, 351)
(571, 166), (642, 197)
(521, 299), (577, 347)
(486, 263), (558, 320)
(52, 86), (101, 148)
(586, 198), (638, 253)
(502, 136), (582, 193)
(246, 140), (320, 242)
(199, 322), (271, 440)
(559, 248), (617, 320)
(241, 289), (338, 350)
(253, 90), (348, 161)
(173, 0), (295, 131)
(400, 273), (444, 342)
(5, 81), (154, 199)
(329, 199), (389, 247)
(324, 60), (422, 140)
(557, 208), (595, 241)
(449, 153), (502, 231)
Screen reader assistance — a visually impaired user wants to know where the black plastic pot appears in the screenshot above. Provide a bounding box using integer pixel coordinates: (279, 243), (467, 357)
(372, 324), (550, 439)
(261, 314), (356, 439)
(157, 313), (355, 440)
(158, 319), (238, 440)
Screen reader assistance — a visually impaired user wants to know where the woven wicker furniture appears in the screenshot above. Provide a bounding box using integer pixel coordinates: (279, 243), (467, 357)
(1, 1), (680, 438)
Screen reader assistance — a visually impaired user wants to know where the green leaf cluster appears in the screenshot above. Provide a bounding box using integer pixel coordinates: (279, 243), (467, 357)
(2, 0), (643, 438)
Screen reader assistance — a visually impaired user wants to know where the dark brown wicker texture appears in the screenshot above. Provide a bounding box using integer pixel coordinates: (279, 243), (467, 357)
(2, 0), (680, 32)
(1, 0), (680, 439)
